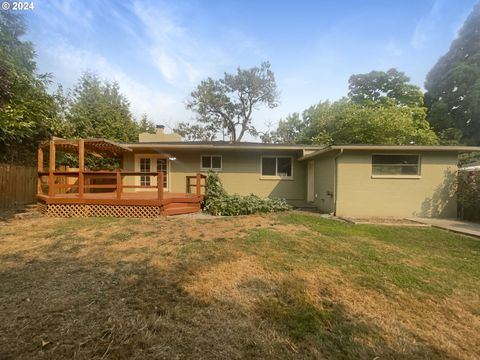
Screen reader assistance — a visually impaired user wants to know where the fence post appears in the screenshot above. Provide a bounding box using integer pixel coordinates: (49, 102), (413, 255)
(157, 171), (164, 201)
(196, 173), (201, 196)
(78, 139), (84, 198)
(116, 170), (122, 200)
(48, 140), (55, 197)
(37, 147), (43, 195)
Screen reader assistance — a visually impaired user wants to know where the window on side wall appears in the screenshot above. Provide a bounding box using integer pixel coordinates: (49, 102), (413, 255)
(261, 156), (293, 179)
(371, 154), (420, 176)
(201, 155), (222, 170)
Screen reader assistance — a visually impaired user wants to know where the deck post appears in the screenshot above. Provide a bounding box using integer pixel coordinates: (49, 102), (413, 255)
(116, 170), (122, 199)
(37, 147), (43, 195)
(157, 171), (164, 200)
(78, 139), (84, 198)
(196, 173), (201, 196)
(48, 140), (55, 197)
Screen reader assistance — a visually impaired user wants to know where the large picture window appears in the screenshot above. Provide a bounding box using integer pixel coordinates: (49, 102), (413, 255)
(261, 156), (293, 178)
(201, 155), (222, 170)
(372, 154), (420, 176)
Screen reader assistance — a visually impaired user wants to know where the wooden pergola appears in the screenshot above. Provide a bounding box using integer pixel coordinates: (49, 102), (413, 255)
(37, 138), (133, 198)
(36, 138), (206, 217)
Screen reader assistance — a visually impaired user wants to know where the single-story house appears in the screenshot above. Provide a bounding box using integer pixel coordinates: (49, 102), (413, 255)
(117, 125), (480, 218)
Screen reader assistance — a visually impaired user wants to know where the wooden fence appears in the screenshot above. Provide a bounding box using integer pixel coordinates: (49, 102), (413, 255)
(0, 163), (37, 208)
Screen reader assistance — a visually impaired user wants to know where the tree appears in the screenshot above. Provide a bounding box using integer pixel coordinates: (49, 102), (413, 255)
(181, 62), (279, 142)
(138, 113), (155, 133)
(425, 3), (480, 145)
(266, 113), (305, 144)
(0, 12), (65, 163)
(67, 71), (139, 142)
(267, 68), (438, 146)
(174, 122), (217, 141)
(323, 103), (438, 145)
(348, 68), (424, 107)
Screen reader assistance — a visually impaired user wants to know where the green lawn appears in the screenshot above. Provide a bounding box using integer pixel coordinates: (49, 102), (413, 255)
(0, 212), (479, 359)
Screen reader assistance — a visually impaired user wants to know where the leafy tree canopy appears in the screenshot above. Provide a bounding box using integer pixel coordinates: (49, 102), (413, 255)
(425, 3), (480, 145)
(349, 68), (424, 107)
(266, 68), (437, 146)
(176, 62), (279, 142)
(0, 12), (64, 163)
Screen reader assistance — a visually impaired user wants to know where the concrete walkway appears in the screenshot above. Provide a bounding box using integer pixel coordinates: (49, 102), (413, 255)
(408, 218), (480, 238)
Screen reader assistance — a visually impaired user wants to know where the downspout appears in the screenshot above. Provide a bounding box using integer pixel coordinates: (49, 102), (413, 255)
(332, 149), (343, 216)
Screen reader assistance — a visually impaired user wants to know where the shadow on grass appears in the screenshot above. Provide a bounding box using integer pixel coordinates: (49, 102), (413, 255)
(254, 277), (450, 359)
(0, 239), (455, 360)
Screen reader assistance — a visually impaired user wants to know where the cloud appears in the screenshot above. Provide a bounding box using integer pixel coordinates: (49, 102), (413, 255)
(33, 0), (95, 32)
(411, 0), (443, 49)
(385, 40), (403, 57)
(27, 0), (269, 130)
(41, 40), (188, 126)
(131, 0), (227, 87)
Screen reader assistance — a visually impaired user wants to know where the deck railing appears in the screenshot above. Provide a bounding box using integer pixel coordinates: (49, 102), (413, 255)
(186, 173), (207, 195)
(38, 170), (166, 200)
(38, 171), (208, 200)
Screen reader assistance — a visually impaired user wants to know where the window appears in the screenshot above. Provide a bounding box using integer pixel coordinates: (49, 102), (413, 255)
(140, 158), (151, 186)
(201, 155), (222, 170)
(261, 156), (293, 178)
(157, 158), (168, 188)
(372, 154), (420, 176)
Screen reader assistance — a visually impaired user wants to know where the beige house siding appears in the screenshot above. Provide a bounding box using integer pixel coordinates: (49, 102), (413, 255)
(313, 153), (335, 213)
(122, 149), (306, 200)
(335, 151), (458, 218)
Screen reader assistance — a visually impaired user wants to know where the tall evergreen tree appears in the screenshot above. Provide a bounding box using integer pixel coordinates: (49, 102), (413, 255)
(138, 113), (155, 133)
(67, 71), (139, 142)
(425, 3), (480, 145)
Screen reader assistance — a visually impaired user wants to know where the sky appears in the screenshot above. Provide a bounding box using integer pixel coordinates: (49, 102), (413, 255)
(24, 0), (477, 139)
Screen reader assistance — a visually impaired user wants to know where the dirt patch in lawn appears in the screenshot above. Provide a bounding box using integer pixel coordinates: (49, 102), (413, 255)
(0, 212), (479, 359)
(341, 216), (430, 226)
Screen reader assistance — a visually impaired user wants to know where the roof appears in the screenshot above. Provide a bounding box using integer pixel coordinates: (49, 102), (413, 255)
(41, 138), (132, 157)
(124, 141), (322, 151)
(298, 144), (480, 161)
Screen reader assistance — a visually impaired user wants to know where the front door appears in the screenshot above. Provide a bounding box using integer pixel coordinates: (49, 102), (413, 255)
(307, 160), (315, 202)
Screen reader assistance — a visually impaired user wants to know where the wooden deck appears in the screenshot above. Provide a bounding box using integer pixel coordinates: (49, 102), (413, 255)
(37, 139), (207, 217)
(37, 191), (202, 206)
(37, 191), (204, 217)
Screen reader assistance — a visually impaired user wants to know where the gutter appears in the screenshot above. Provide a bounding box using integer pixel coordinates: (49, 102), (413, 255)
(125, 143), (321, 151)
(332, 149), (343, 216)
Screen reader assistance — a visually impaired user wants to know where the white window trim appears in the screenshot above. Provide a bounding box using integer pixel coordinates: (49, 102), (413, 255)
(260, 155), (294, 180)
(371, 153), (422, 179)
(134, 154), (171, 191)
(200, 155), (223, 171)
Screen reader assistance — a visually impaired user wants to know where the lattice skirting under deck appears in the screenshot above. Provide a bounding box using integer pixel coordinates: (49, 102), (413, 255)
(40, 204), (163, 218)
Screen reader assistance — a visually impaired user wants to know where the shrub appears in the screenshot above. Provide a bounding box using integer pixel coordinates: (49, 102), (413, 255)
(204, 171), (291, 216)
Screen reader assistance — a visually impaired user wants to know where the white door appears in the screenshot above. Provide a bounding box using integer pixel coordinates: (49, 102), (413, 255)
(307, 160), (315, 202)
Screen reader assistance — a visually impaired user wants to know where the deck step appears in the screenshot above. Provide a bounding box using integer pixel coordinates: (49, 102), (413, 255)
(164, 202), (201, 210)
(163, 206), (201, 216)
